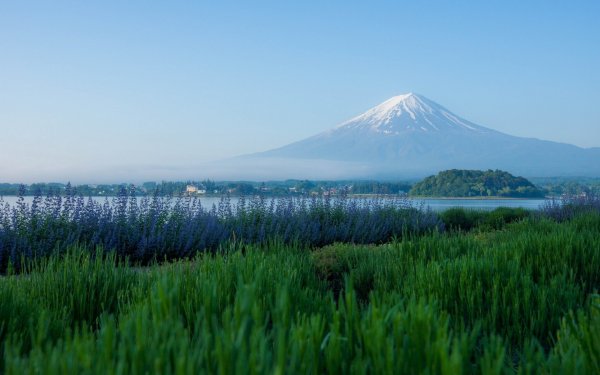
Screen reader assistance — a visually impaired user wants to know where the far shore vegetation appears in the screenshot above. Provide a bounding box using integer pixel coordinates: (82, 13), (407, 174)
(2, 170), (599, 198)
(409, 169), (544, 198)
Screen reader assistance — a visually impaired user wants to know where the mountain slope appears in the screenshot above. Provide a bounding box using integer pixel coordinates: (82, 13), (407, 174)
(242, 93), (600, 178)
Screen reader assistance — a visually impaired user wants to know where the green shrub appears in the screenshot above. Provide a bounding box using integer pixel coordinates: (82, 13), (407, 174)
(483, 207), (531, 230)
(440, 208), (485, 231)
(441, 207), (531, 232)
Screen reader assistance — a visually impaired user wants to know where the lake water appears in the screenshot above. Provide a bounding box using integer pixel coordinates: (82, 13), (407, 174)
(416, 198), (547, 211)
(0, 195), (548, 212)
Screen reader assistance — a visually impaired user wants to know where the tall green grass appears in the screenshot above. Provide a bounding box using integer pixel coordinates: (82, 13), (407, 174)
(1, 213), (599, 373)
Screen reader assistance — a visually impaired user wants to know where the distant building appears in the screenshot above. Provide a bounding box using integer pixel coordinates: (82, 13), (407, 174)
(186, 184), (207, 194)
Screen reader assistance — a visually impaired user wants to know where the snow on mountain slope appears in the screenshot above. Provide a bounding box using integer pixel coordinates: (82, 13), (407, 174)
(334, 93), (490, 134)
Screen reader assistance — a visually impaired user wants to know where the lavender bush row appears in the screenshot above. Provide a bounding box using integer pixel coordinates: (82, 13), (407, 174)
(0, 186), (442, 271)
(540, 192), (600, 221)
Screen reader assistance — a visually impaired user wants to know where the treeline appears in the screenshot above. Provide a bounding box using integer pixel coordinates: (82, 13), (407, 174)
(7, 174), (599, 198)
(0, 183), (131, 197)
(144, 180), (413, 196)
(531, 177), (600, 197)
(350, 181), (412, 195)
(409, 169), (545, 198)
(0, 180), (414, 197)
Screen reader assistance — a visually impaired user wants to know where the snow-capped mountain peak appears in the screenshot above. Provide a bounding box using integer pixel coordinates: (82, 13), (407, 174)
(336, 93), (487, 134)
(246, 92), (600, 178)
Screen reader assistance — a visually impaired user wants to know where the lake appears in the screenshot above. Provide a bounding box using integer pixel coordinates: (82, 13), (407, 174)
(416, 198), (547, 211)
(0, 195), (548, 212)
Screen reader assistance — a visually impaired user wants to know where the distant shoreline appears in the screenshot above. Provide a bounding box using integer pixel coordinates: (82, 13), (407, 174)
(407, 196), (547, 200)
(0, 194), (548, 200)
(349, 194), (545, 200)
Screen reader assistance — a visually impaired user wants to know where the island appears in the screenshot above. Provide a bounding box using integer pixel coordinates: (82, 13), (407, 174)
(409, 169), (545, 198)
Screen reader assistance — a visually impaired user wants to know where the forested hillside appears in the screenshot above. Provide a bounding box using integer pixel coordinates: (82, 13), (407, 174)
(410, 169), (544, 197)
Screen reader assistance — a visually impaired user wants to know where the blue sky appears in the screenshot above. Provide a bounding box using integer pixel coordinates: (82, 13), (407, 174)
(1, 1), (599, 182)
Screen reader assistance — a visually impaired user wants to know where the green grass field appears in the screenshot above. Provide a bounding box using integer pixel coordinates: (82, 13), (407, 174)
(1, 212), (599, 374)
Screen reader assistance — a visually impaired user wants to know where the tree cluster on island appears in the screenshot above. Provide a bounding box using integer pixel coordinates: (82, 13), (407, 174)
(409, 169), (545, 198)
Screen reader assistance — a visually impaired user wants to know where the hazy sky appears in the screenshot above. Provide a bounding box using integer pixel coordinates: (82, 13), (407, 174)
(1, 1), (599, 182)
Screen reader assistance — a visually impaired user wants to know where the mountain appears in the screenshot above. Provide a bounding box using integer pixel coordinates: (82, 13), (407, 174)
(234, 93), (600, 179)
